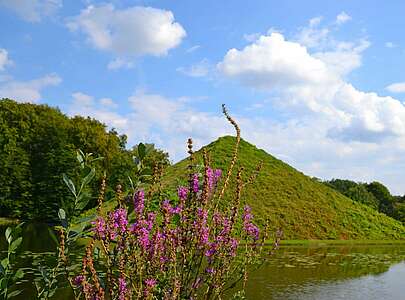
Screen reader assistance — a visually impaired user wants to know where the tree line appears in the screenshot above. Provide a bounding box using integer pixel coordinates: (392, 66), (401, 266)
(324, 179), (405, 223)
(0, 99), (169, 222)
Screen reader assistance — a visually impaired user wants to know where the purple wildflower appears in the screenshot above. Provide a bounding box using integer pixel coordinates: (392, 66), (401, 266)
(205, 242), (218, 259)
(118, 276), (127, 300)
(145, 278), (157, 288)
(206, 168), (214, 190)
(192, 174), (199, 193)
(195, 208), (209, 247)
(243, 205), (260, 240)
(177, 186), (188, 202)
(92, 216), (106, 239)
(73, 275), (84, 287)
(138, 227), (150, 251)
(214, 169), (222, 181)
(144, 278), (157, 298)
(110, 208), (128, 234)
(229, 238), (239, 257)
(133, 189), (145, 215)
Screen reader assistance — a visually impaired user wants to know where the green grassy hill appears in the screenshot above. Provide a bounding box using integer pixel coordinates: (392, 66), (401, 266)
(163, 136), (405, 240)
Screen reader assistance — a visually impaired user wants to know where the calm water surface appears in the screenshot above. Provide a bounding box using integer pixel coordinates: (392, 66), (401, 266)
(243, 245), (405, 299)
(1, 224), (405, 299)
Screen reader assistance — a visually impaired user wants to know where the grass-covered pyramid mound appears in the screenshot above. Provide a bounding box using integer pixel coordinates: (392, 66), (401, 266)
(164, 136), (405, 240)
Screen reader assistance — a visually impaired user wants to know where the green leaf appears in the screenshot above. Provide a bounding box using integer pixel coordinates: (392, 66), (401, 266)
(62, 173), (76, 197)
(9, 237), (22, 252)
(0, 278), (5, 290)
(76, 150), (84, 164)
(91, 156), (104, 162)
(47, 228), (59, 246)
(82, 167), (95, 187)
(58, 208), (66, 221)
(138, 143), (146, 160)
(75, 197), (90, 211)
(13, 269), (24, 281)
(1, 258), (9, 270)
(128, 176), (134, 190)
(5, 227), (12, 244)
(140, 167), (152, 176)
(7, 290), (22, 298)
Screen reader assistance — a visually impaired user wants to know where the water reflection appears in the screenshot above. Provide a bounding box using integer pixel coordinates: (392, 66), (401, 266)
(2, 225), (405, 299)
(243, 246), (405, 300)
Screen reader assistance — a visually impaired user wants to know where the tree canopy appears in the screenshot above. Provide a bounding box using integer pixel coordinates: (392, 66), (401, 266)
(0, 99), (169, 221)
(325, 178), (403, 223)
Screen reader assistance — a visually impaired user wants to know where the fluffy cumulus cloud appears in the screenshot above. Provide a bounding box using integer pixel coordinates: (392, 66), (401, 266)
(0, 0), (62, 22)
(218, 30), (405, 143)
(0, 74), (61, 102)
(0, 48), (12, 71)
(216, 14), (405, 193)
(67, 4), (186, 57)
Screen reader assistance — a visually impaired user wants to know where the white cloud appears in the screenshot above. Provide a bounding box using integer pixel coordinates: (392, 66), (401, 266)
(67, 89), (230, 161)
(314, 40), (370, 76)
(72, 91), (94, 107)
(243, 32), (261, 42)
(309, 16), (323, 27)
(386, 82), (405, 93)
(0, 0), (62, 22)
(0, 74), (61, 102)
(218, 30), (405, 143)
(186, 45), (200, 53)
(177, 59), (212, 77)
(107, 58), (134, 70)
(218, 33), (336, 89)
(69, 92), (128, 130)
(99, 97), (117, 108)
(336, 11), (352, 25)
(0, 48), (12, 71)
(67, 4), (186, 57)
(296, 16), (330, 49)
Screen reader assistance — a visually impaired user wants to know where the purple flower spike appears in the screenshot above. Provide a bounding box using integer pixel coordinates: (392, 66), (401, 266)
(243, 205), (260, 240)
(111, 208), (128, 234)
(192, 174), (199, 193)
(145, 278), (157, 288)
(118, 276), (127, 300)
(92, 216), (106, 239)
(178, 186), (188, 201)
(73, 275), (84, 287)
(133, 189), (145, 215)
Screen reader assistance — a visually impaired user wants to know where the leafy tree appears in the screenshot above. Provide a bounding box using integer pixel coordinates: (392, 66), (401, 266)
(0, 99), (169, 222)
(365, 181), (395, 217)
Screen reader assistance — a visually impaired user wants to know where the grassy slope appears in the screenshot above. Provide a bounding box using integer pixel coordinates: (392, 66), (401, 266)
(163, 136), (405, 240)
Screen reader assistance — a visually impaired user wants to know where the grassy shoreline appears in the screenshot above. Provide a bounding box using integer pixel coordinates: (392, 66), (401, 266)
(276, 239), (405, 246)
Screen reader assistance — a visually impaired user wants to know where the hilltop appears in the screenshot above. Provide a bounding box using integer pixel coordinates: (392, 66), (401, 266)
(163, 136), (405, 240)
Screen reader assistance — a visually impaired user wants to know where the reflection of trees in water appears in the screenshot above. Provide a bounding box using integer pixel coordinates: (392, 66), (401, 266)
(243, 245), (405, 299)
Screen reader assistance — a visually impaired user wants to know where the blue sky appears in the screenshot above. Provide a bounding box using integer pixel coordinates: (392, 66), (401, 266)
(1, 1), (405, 194)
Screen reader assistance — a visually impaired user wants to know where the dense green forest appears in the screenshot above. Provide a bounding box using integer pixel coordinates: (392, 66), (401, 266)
(325, 179), (405, 223)
(0, 99), (168, 222)
(163, 136), (405, 239)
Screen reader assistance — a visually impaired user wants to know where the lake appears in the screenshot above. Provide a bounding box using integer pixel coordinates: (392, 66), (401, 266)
(1, 224), (405, 299)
